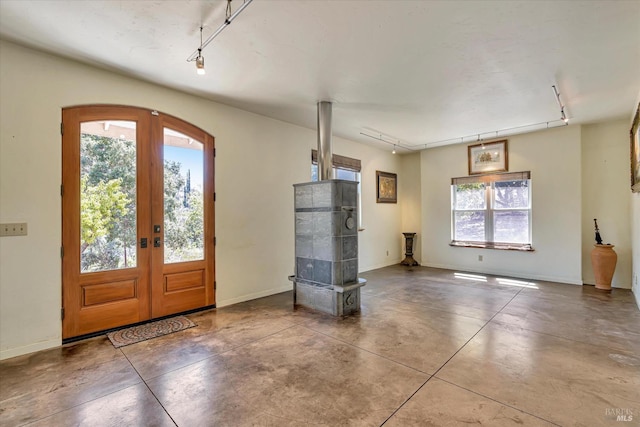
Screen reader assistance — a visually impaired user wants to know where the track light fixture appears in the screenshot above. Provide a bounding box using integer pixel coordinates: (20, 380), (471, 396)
(365, 116), (571, 151)
(194, 26), (205, 75)
(187, 0), (254, 73)
(196, 52), (205, 75)
(359, 131), (407, 153)
(363, 85), (571, 151)
(421, 119), (569, 149)
(552, 85), (569, 124)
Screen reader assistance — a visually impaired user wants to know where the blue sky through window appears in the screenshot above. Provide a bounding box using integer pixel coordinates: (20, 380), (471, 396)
(164, 145), (203, 190)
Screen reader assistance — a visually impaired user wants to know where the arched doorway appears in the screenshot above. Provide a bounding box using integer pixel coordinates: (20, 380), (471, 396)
(61, 105), (215, 339)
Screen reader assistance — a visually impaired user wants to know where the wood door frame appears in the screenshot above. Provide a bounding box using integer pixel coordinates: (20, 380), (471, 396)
(62, 105), (215, 339)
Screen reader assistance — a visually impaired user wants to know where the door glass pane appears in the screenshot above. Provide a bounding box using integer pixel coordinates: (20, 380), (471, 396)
(163, 128), (204, 263)
(80, 121), (137, 272)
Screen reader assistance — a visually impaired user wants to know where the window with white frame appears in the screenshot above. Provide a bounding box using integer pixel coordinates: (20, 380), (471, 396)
(451, 171), (532, 250)
(311, 150), (362, 229)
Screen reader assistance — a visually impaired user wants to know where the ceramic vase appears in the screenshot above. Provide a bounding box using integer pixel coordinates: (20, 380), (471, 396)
(591, 244), (617, 291)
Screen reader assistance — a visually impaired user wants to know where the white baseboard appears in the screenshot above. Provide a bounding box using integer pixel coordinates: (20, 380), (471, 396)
(1, 285), (292, 359)
(1, 338), (61, 361)
(217, 285), (292, 308)
(360, 258), (404, 273)
(633, 283), (640, 310)
(217, 260), (408, 307)
(422, 262), (583, 285)
(218, 260), (408, 307)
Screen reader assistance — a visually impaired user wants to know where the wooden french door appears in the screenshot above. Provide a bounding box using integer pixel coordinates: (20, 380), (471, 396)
(62, 105), (215, 339)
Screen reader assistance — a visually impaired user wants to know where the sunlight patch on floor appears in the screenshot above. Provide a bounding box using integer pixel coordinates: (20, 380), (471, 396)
(496, 278), (538, 289)
(453, 272), (539, 289)
(454, 273), (487, 282)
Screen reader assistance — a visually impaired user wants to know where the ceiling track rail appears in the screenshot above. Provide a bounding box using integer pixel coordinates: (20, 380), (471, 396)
(186, 0), (254, 62)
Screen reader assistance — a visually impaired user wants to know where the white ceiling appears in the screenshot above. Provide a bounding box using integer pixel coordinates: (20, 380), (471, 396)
(1, 0), (639, 152)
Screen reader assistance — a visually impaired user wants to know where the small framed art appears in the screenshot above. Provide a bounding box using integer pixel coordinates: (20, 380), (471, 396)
(468, 139), (508, 175)
(376, 171), (397, 203)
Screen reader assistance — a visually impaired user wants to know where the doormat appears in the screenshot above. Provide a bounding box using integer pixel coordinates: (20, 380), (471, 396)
(107, 316), (196, 348)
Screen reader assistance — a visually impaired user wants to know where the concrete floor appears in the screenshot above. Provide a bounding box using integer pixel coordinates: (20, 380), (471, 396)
(1, 265), (639, 426)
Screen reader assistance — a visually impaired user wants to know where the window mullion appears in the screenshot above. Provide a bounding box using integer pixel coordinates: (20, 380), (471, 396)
(485, 184), (493, 242)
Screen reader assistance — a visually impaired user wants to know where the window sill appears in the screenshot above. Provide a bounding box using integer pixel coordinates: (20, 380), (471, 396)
(450, 241), (534, 252)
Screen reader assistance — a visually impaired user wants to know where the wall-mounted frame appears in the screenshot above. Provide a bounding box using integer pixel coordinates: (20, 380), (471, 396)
(468, 139), (508, 175)
(631, 104), (640, 193)
(376, 171), (397, 203)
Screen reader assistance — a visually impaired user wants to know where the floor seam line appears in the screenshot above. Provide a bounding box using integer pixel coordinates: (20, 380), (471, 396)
(119, 324), (302, 424)
(120, 348), (180, 427)
(363, 292), (504, 321)
(17, 380), (150, 427)
(138, 323), (299, 382)
(370, 288), (527, 425)
(213, 323), (300, 357)
(487, 317), (637, 354)
(378, 375), (435, 426)
(427, 287), (524, 379)
(432, 377), (562, 426)
(298, 288), (526, 380)
(298, 324), (433, 376)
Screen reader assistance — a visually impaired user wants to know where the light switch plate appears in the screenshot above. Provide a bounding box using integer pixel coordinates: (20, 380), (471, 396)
(0, 223), (28, 237)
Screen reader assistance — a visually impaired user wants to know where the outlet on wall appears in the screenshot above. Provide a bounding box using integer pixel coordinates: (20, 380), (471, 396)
(478, 255), (483, 261)
(0, 223), (28, 237)
(386, 250), (389, 256)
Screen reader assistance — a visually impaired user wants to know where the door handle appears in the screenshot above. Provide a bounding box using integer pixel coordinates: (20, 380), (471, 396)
(140, 238), (148, 248)
(154, 237), (162, 248)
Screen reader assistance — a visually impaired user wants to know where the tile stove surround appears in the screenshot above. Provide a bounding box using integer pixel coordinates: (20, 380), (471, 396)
(290, 180), (366, 316)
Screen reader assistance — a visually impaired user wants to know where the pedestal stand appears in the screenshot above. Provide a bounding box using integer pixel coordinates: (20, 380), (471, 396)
(400, 232), (419, 266)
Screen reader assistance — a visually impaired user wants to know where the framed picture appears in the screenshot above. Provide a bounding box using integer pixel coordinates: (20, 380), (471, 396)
(631, 104), (640, 193)
(468, 139), (508, 175)
(376, 171), (397, 203)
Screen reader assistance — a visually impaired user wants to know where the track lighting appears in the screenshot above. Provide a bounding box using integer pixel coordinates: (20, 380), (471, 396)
(552, 85), (569, 124)
(364, 84), (571, 151)
(196, 49), (205, 75)
(360, 131), (406, 153)
(194, 27), (205, 75)
(187, 0), (254, 71)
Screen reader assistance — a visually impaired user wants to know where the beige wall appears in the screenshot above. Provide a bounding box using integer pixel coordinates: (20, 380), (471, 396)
(399, 152), (422, 263)
(0, 40), (402, 359)
(581, 120), (632, 288)
(420, 125), (584, 284)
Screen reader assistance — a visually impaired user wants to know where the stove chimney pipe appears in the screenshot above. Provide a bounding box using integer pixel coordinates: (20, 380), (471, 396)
(317, 101), (334, 181)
